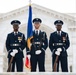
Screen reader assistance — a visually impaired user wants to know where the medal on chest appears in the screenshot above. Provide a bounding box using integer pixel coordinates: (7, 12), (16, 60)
(62, 37), (66, 42)
(18, 37), (22, 42)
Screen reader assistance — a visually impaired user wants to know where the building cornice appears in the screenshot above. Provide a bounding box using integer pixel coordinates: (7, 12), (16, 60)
(0, 3), (75, 23)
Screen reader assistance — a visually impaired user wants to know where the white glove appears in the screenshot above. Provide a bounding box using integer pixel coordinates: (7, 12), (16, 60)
(35, 50), (42, 55)
(57, 48), (62, 52)
(55, 48), (62, 56)
(55, 51), (60, 56)
(13, 49), (18, 53)
(10, 49), (18, 57)
(27, 55), (31, 59)
(10, 52), (16, 57)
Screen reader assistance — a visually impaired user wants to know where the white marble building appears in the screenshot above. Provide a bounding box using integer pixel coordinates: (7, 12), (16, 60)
(0, 4), (76, 73)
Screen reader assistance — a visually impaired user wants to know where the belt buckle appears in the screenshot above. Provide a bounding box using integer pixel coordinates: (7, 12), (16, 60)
(37, 42), (38, 44)
(35, 42), (40, 44)
(58, 43), (60, 45)
(14, 44), (17, 46)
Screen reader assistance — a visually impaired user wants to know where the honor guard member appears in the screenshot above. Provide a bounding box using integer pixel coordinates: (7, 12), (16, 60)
(6, 20), (26, 72)
(27, 18), (48, 72)
(49, 20), (70, 72)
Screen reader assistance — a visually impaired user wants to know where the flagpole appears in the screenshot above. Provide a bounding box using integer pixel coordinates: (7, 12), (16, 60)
(29, 0), (31, 5)
(25, 0), (32, 70)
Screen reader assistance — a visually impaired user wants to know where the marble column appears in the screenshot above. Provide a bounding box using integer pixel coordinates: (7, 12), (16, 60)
(68, 25), (76, 72)
(72, 30), (76, 73)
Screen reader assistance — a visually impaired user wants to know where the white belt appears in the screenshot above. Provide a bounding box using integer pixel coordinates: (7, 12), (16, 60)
(34, 42), (41, 44)
(10, 44), (21, 46)
(53, 43), (64, 46)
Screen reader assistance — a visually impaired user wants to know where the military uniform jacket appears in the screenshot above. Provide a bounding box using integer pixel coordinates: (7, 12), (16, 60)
(27, 30), (48, 55)
(49, 31), (70, 57)
(6, 32), (26, 58)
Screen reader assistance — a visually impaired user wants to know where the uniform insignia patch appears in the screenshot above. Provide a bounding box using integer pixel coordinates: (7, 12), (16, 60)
(62, 37), (66, 42)
(18, 37), (22, 42)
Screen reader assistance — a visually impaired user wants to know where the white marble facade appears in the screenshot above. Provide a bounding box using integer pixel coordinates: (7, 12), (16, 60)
(0, 4), (76, 73)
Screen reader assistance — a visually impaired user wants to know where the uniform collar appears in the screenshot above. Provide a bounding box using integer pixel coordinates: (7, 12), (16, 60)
(35, 29), (40, 35)
(14, 31), (18, 35)
(57, 31), (62, 35)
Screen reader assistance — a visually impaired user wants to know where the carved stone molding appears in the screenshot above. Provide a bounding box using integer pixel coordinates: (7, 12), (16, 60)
(0, 4), (75, 23)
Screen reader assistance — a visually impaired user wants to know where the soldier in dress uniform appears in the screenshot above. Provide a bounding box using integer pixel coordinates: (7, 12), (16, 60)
(6, 20), (26, 72)
(26, 18), (48, 72)
(49, 20), (70, 72)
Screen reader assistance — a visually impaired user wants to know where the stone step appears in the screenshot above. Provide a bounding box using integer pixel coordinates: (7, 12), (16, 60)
(0, 72), (75, 75)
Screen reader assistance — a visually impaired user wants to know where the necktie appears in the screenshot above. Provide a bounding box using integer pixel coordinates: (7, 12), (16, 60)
(15, 32), (17, 36)
(36, 31), (38, 35)
(58, 31), (60, 36)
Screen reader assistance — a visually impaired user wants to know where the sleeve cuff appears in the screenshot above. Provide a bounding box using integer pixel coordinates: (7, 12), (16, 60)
(8, 50), (11, 53)
(52, 49), (55, 53)
(19, 48), (23, 52)
(63, 47), (66, 51)
(26, 51), (30, 55)
(42, 48), (45, 52)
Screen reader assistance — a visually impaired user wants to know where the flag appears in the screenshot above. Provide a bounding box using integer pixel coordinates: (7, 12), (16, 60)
(27, 0), (33, 49)
(25, 56), (31, 69)
(25, 0), (33, 69)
